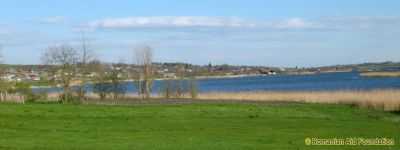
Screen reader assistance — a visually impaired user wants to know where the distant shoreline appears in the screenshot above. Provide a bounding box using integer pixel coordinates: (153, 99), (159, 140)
(29, 71), (357, 89)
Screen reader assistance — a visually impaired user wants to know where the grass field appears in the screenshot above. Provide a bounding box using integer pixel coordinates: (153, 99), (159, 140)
(0, 102), (399, 149)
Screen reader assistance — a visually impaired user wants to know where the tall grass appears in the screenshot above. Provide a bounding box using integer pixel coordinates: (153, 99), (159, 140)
(198, 89), (400, 111)
(359, 72), (400, 77)
(44, 89), (400, 111)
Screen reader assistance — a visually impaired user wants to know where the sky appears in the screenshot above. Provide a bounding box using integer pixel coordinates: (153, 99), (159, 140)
(0, 0), (399, 67)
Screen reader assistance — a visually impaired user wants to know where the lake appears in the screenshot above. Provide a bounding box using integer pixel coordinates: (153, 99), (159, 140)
(33, 72), (400, 94)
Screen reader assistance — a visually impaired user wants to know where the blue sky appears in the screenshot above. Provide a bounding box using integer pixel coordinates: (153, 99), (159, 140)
(0, 0), (399, 67)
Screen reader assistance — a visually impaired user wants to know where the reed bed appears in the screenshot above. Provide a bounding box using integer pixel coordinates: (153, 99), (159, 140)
(198, 89), (400, 111)
(44, 89), (400, 111)
(359, 72), (400, 77)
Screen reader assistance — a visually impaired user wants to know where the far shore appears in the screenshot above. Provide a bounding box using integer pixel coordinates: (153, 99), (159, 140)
(30, 74), (265, 88)
(27, 70), (356, 89)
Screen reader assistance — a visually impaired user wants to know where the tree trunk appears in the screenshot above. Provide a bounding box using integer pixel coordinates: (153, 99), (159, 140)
(78, 82), (85, 104)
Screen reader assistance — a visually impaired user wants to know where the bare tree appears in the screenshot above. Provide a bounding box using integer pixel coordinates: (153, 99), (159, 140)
(0, 45), (2, 61)
(0, 45), (3, 66)
(0, 45), (11, 101)
(0, 46), (21, 102)
(133, 44), (155, 99)
(77, 30), (96, 103)
(173, 63), (185, 98)
(42, 42), (78, 103)
(133, 50), (143, 99)
(0, 45), (6, 101)
(187, 78), (198, 99)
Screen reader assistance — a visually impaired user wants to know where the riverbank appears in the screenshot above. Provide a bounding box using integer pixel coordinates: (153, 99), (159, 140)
(359, 72), (400, 78)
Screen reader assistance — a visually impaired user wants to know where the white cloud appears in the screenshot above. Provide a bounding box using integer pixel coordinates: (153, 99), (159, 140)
(114, 39), (142, 46)
(86, 16), (255, 29)
(325, 15), (400, 22)
(0, 24), (11, 35)
(272, 18), (323, 29)
(83, 16), (400, 31)
(37, 17), (67, 25)
(0, 27), (7, 34)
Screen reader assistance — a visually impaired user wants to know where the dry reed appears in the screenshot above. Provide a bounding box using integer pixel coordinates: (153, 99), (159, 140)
(44, 89), (400, 111)
(359, 72), (400, 78)
(198, 89), (400, 111)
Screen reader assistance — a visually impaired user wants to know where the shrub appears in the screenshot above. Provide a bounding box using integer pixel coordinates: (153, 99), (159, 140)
(26, 92), (39, 103)
(7, 82), (39, 102)
(58, 92), (75, 103)
(93, 73), (127, 100)
(161, 79), (172, 98)
(188, 78), (198, 99)
(93, 82), (112, 100)
(38, 90), (48, 101)
(172, 80), (184, 98)
(161, 78), (199, 99)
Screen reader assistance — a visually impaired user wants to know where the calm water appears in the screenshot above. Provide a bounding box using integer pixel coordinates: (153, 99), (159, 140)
(33, 72), (400, 93)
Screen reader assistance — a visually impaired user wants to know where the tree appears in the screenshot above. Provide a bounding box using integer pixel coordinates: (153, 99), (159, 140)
(161, 63), (199, 99)
(173, 63), (185, 98)
(0, 45), (3, 74)
(8, 82), (37, 102)
(92, 60), (112, 100)
(41, 42), (78, 103)
(187, 78), (198, 99)
(109, 72), (126, 99)
(0, 45), (12, 101)
(93, 81), (111, 100)
(161, 79), (173, 98)
(0, 45), (7, 101)
(93, 71), (126, 100)
(77, 30), (96, 104)
(0, 45), (3, 76)
(133, 44), (155, 99)
(0, 45), (2, 61)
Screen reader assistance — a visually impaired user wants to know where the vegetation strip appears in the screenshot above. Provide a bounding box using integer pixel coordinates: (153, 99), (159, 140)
(359, 72), (400, 78)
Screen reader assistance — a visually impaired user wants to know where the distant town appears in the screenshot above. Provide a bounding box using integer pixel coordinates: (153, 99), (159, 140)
(1, 61), (399, 83)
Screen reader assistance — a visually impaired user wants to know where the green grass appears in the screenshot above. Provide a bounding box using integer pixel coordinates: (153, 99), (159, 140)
(0, 102), (399, 150)
(358, 62), (400, 71)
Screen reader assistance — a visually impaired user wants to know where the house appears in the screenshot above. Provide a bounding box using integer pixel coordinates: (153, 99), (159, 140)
(28, 72), (40, 81)
(260, 68), (277, 75)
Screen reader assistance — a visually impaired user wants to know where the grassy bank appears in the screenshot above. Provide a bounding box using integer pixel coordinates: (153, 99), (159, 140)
(198, 89), (400, 111)
(0, 102), (399, 149)
(359, 72), (400, 78)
